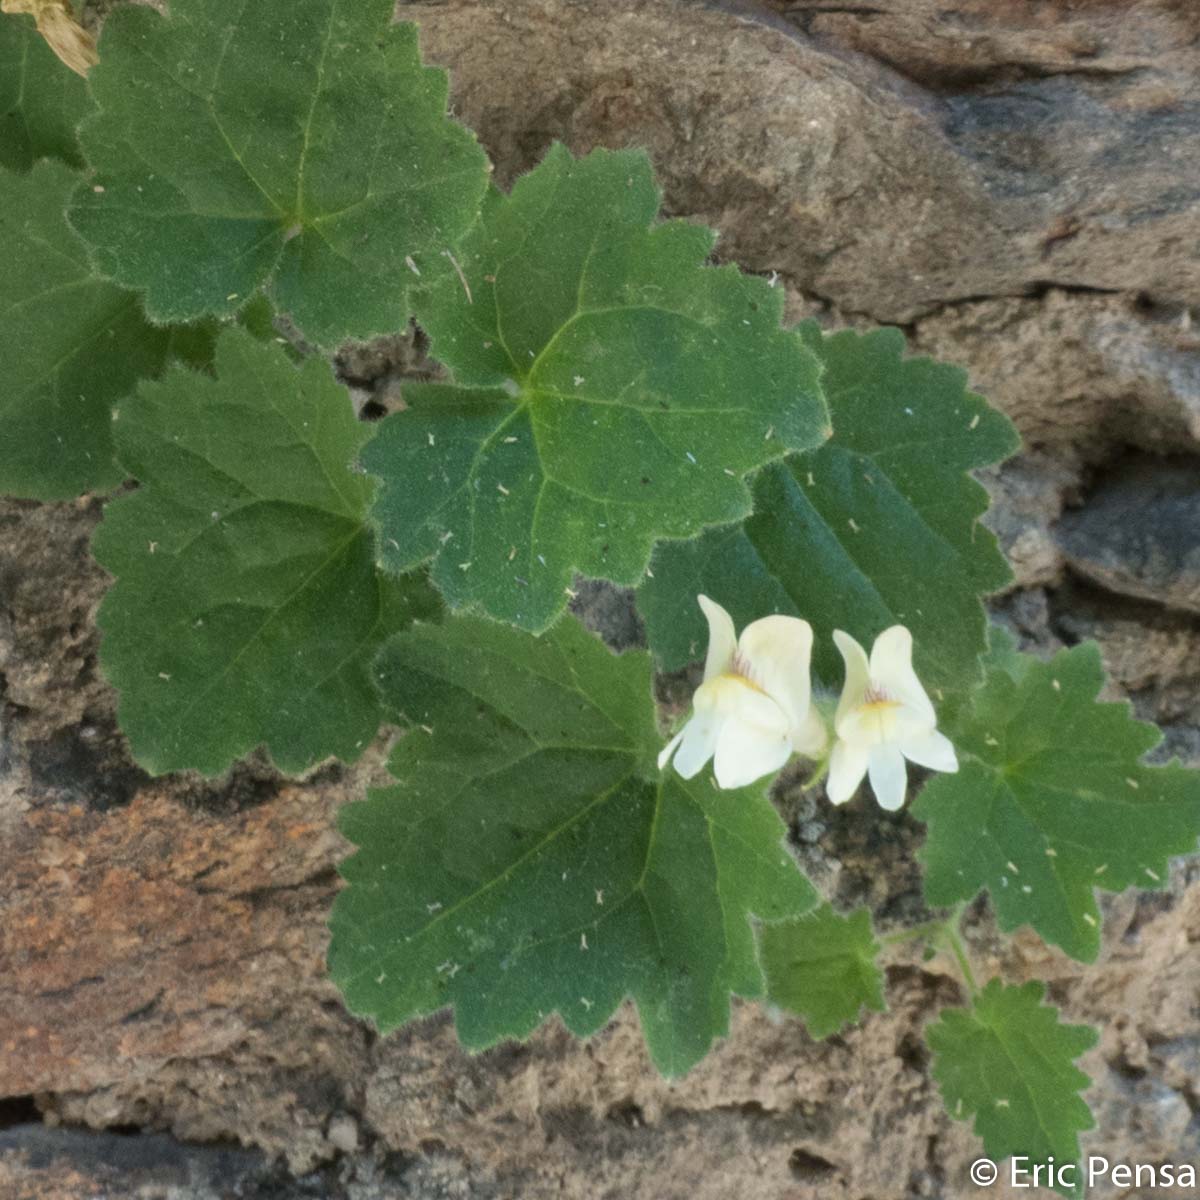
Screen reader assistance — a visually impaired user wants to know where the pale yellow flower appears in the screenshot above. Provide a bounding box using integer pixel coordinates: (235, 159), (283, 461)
(658, 595), (827, 789)
(827, 626), (957, 811)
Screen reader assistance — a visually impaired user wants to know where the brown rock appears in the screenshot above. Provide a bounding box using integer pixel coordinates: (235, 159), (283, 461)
(403, 0), (1200, 321)
(913, 290), (1200, 461)
(1, 784), (369, 1172)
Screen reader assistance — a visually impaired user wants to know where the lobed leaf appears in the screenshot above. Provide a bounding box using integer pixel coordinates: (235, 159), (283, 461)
(759, 904), (885, 1038)
(328, 613), (817, 1076)
(365, 144), (829, 631)
(914, 642), (1200, 961)
(929, 980), (1097, 1198)
(0, 159), (214, 499)
(67, 0), (489, 348)
(636, 323), (1019, 695)
(93, 328), (438, 776)
(0, 9), (92, 172)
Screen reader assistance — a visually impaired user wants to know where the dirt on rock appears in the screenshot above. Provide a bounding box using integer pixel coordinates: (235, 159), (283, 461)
(3, 0), (1200, 1197)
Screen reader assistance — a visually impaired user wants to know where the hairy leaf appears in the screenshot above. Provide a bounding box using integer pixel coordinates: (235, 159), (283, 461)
(759, 904), (885, 1038)
(68, 0), (489, 347)
(1, 159), (213, 499)
(365, 144), (829, 631)
(637, 324), (1018, 695)
(93, 329), (438, 776)
(0, 9), (92, 171)
(929, 980), (1097, 1198)
(914, 643), (1200, 961)
(328, 613), (817, 1075)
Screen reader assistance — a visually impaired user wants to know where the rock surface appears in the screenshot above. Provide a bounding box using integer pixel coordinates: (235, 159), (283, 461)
(4, 0), (1200, 1197)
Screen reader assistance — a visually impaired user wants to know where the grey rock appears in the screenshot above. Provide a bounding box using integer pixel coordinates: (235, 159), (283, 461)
(1055, 459), (1200, 615)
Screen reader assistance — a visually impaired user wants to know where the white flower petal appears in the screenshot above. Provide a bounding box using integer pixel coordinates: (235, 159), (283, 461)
(694, 674), (789, 729)
(671, 711), (722, 778)
(712, 716), (792, 789)
(826, 738), (869, 805)
(736, 614), (816, 733)
(867, 744), (908, 811)
(790, 704), (829, 759)
(839, 701), (934, 748)
(868, 625), (935, 725)
(833, 629), (871, 734)
(698, 594), (737, 682)
(657, 728), (685, 771)
(899, 729), (959, 774)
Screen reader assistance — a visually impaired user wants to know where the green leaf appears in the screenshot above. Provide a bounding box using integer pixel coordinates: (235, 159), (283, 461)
(928, 980), (1097, 1198)
(636, 324), (1019, 696)
(365, 144), (829, 631)
(759, 904), (885, 1038)
(0, 159), (215, 500)
(328, 613), (817, 1076)
(92, 328), (438, 776)
(67, 0), (489, 348)
(914, 643), (1200, 961)
(979, 623), (1030, 684)
(0, 11), (92, 172)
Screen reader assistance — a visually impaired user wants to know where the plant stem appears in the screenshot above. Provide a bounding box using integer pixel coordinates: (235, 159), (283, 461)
(882, 903), (980, 998)
(803, 755), (830, 790)
(881, 918), (947, 946)
(942, 911), (979, 998)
